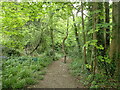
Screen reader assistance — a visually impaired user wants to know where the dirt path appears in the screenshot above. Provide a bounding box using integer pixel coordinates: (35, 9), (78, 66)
(28, 58), (83, 88)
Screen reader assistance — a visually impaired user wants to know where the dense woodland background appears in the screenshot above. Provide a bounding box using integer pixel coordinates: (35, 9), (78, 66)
(1, 1), (120, 89)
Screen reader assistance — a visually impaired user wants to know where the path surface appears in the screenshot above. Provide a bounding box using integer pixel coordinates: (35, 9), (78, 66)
(29, 58), (83, 88)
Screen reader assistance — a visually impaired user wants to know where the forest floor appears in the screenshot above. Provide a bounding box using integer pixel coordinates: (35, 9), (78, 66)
(28, 57), (83, 88)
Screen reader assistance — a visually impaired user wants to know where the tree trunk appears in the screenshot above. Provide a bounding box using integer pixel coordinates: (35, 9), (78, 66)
(104, 2), (110, 52)
(62, 19), (69, 63)
(97, 2), (108, 75)
(92, 2), (98, 76)
(50, 28), (55, 60)
(30, 32), (43, 55)
(96, 2), (105, 56)
(50, 13), (55, 61)
(72, 13), (81, 54)
(81, 2), (87, 65)
(29, 38), (42, 55)
(110, 2), (120, 82)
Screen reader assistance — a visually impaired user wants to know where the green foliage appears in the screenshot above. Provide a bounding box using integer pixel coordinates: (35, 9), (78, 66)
(1, 1), (119, 89)
(25, 78), (36, 85)
(69, 58), (84, 76)
(2, 56), (53, 89)
(70, 55), (119, 88)
(18, 69), (32, 79)
(98, 56), (111, 64)
(38, 71), (46, 75)
(33, 72), (44, 80)
(85, 64), (91, 69)
(12, 79), (26, 89)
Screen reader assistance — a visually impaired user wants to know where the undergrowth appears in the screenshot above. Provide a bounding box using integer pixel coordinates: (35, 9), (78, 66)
(69, 57), (119, 89)
(2, 55), (53, 89)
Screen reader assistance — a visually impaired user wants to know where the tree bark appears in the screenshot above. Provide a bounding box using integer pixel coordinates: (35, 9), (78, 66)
(50, 13), (55, 61)
(104, 2), (110, 52)
(81, 2), (87, 65)
(30, 30), (43, 55)
(110, 2), (120, 82)
(62, 19), (69, 63)
(50, 28), (55, 60)
(29, 38), (42, 55)
(92, 2), (98, 75)
(97, 2), (108, 75)
(97, 2), (105, 56)
(72, 13), (81, 54)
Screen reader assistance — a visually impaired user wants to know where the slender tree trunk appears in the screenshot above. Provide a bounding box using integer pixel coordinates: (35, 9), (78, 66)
(102, 2), (110, 76)
(72, 13), (81, 54)
(104, 2), (110, 52)
(50, 13), (55, 61)
(87, 2), (94, 73)
(92, 2), (98, 76)
(62, 19), (69, 63)
(97, 2), (108, 75)
(50, 28), (55, 60)
(30, 29), (43, 55)
(81, 2), (87, 65)
(30, 38), (42, 55)
(97, 2), (105, 56)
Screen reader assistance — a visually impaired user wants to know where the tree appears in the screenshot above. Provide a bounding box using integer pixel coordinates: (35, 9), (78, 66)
(92, 2), (98, 75)
(72, 11), (81, 55)
(62, 19), (69, 63)
(49, 11), (55, 60)
(81, 2), (87, 65)
(97, 2), (105, 56)
(110, 2), (120, 81)
(104, 2), (110, 52)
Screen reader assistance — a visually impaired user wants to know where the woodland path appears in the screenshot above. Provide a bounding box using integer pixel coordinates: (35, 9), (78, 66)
(28, 58), (83, 88)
